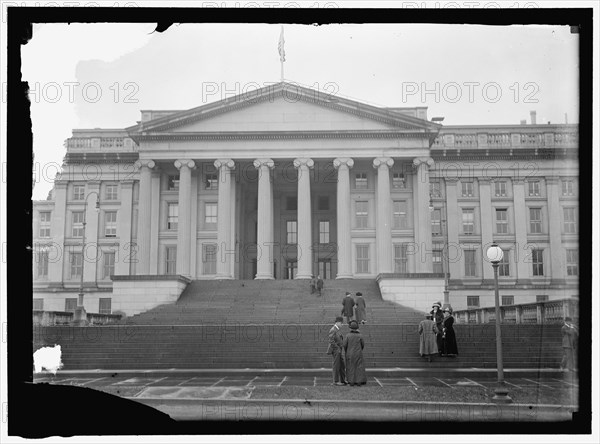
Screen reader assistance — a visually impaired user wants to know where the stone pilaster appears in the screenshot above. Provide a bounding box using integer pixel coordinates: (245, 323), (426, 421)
(512, 178), (531, 284)
(479, 178), (494, 281)
(174, 159), (196, 277)
(444, 180), (460, 282)
(333, 158), (354, 279)
(413, 157), (434, 273)
(48, 180), (68, 285)
(83, 181), (100, 285)
(546, 176), (565, 284)
(373, 157), (394, 273)
(215, 159), (235, 279)
(294, 158), (314, 279)
(254, 158), (275, 279)
(135, 159), (155, 275)
(115, 180), (134, 276)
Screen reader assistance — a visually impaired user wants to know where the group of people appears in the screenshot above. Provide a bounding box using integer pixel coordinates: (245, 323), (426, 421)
(327, 317), (367, 386)
(418, 301), (458, 362)
(310, 275), (324, 297)
(341, 291), (367, 324)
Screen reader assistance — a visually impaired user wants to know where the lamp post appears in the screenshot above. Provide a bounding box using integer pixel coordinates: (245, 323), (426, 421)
(73, 191), (100, 326)
(486, 242), (512, 403)
(430, 193), (451, 311)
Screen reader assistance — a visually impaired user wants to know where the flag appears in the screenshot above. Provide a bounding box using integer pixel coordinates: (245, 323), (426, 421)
(278, 26), (285, 62)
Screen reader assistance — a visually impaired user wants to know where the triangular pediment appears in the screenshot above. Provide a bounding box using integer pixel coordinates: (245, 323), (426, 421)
(127, 82), (441, 140)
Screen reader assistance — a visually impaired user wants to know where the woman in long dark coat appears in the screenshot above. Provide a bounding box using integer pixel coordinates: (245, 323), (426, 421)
(430, 302), (444, 355)
(343, 320), (367, 386)
(441, 308), (458, 357)
(354, 292), (367, 324)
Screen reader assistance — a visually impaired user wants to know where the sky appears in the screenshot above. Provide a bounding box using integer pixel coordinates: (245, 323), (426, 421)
(22, 21), (579, 200)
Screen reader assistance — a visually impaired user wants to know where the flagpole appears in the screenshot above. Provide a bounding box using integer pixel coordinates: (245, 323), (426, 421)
(278, 26), (285, 83)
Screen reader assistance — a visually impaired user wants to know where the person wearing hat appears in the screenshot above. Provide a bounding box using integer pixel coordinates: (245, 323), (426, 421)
(341, 292), (355, 324)
(343, 320), (367, 386)
(560, 317), (578, 372)
(441, 307), (458, 357)
(354, 292), (367, 324)
(430, 302), (444, 355)
(326, 316), (347, 385)
(418, 313), (438, 362)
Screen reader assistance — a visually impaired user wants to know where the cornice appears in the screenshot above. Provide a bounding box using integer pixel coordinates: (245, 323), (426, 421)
(431, 147), (577, 161)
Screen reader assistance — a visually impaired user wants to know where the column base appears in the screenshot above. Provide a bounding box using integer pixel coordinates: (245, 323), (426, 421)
(336, 274), (354, 279)
(254, 274), (274, 280)
(294, 274), (312, 279)
(215, 274), (234, 280)
(72, 307), (89, 327)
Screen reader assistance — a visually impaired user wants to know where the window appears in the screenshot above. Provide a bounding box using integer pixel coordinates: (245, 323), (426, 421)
(464, 250), (476, 277)
(103, 252), (115, 279)
(355, 201), (368, 229)
(529, 208), (542, 234)
(285, 261), (297, 279)
(36, 251), (48, 278)
(70, 252), (83, 278)
(561, 179), (575, 196)
(393, 244), (408, 273)
(39, 212), (51, 238)
(165, 247), (177, 275)
(356, 244), (369, 273)
(501, 295), (514, 306)
(65, 298), (78, 312)
(462, 208), (474, 234)
(104, 211), (117, 237)
(429, 180), (441, 197)
(167, 175), (179, 191)
(393, 200), (408, 230)
(536, 295), (549, 303)
(205, 173), (218, 190)
(105, 184), (118, 200)
(72, 211), (85, 237)
(461, 181), (474, 197)
(563, 207), (577, 233)
(287, 220), (297, 244)
(318, 196), (329, 211)
(566, 249), (578, 276)
(495, 209), (508, 234)
(494, 181), (507, 197)
(319, 221), (330, 244)
(33, 298), (44, 311)
(73, 185), (85, 200)
(167, 204), (178, 230)
(467, 296), (480, 308)
(355, 172), (368, 189)
(433, 249), (443, 274)
(528, 180), (540, 196)
(393, 173), (407, 189)
(205, 203), (217, 225)
(203, 244), (217, 275)
(286, 196), (297, 211)
(532, 249), (544, 276)
(431, 209), (441, 235)
(99, 298), (112, 315)
(498, 249), (510, 277)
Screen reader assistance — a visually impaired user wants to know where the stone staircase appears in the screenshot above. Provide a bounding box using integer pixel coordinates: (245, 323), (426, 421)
(32, 279), (564, 371)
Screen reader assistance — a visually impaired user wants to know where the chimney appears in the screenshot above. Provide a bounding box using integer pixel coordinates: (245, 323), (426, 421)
(565, 113), (568, 124)
(530, 110), (537, 125)
(520, 119), (527, 125)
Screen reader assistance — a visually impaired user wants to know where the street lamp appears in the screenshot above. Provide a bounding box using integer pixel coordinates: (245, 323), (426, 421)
(430, 193), (451, 311)
(486, 242), (513, 403)
(73, 191), (100, 326)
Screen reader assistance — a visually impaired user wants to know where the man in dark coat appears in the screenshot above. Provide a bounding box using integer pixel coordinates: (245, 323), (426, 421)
(560, 317), (578, 372)
(341, 292), (355, 324)
(316, 275), (324, 297)
(326, 316), (346, 385)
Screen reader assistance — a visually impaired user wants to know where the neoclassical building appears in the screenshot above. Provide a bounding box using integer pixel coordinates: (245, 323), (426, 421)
(32, 82), (579, 315)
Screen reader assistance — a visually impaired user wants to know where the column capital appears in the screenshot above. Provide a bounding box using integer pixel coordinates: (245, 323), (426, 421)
(120, 179), (135, 187)
(174, 159), (196, 171)
(478, 177), (492, 185)
(333, 157), (354, 170)
(545, 176), (560, 185)
(214, 159), (235, 171)
(253, 158), (275, 169)
(54, 180), (69, 189)
(412, 157), (434, 168)
(372, 157), (394, 169)
(512, 177), (526, 185)
(134, 159), (156, 170)
(293, 158), (314, 169)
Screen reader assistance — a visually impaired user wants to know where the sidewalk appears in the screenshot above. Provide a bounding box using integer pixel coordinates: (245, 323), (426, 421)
(32, 368), (579, 421)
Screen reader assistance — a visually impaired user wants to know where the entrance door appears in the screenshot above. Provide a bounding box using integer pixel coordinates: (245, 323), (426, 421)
(318, 259), (331, 279)
(285, 261), (297, 279)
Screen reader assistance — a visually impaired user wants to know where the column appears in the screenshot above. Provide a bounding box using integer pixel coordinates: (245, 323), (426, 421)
(175, 159), (195, 277)
(294, 158), (314, 279)
(373, 157), (394, 273)
(512, 179), (530, 284)
(215, 159), (235, 279)
(83, 181), (100, 285)
(115, 180), (134, 275)
(149, 171), (161, 274)
(445, 180), (461, 282)
(413, 157), (434, 273)
(333, 158), (354, 279)
(48, 180), (68, 285)
(135, 160), (155, 275)
(479, 178), (494, 281)
(546, 176), (565, 284)
(254, 158), (275, 279)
